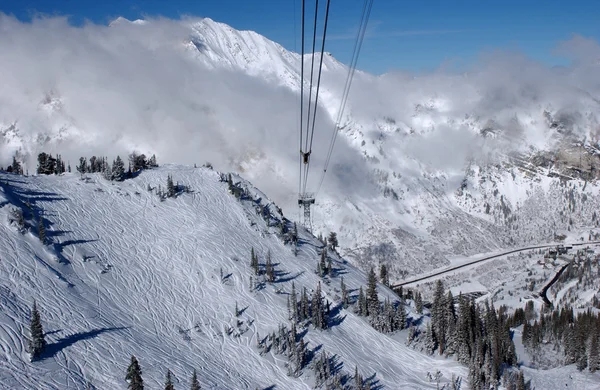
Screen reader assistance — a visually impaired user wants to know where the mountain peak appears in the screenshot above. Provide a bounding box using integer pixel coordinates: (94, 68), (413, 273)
(108, 16), (147, 27)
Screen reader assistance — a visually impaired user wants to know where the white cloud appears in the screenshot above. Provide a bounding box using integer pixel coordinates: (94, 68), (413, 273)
(1, 13), (600, 207)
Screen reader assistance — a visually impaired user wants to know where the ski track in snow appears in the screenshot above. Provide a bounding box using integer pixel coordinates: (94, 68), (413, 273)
(0, 167), (469, 389)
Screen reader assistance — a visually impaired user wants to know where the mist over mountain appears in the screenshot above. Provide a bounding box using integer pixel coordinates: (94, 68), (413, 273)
(2, 14), (600, 279)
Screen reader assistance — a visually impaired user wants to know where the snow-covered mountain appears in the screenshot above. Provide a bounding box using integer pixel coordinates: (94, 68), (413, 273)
(0, 166), (469, 389)
(2, 15), (600, 283)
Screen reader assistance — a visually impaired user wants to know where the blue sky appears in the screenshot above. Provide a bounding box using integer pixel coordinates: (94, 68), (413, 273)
(1, 0), (600, 74)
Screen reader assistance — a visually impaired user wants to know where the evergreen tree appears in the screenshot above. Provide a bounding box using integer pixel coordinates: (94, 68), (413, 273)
(589, 333), (600, 373)
(37, 152), (57, 175)
(300, 287), (310, 322)
(265, 250), (275, 282)
(366, 267), (379, 316)
(126, 355), (144, 390)
(165, 370), (175, 390)
(327, 231), (338, 251)
(431, 280), (447, 354)
(354, 366), (363, 390)
(167, 175), (175, 198)
(190, 369), (200, 390)
(11, 156), (23, 175)
(516, 370), (525, 390)
(415, 291), (423, 315)
(319, 249), (327, 277)
(311, 282), (326, 329)
(340, 277), (349, 309)
(424, 322), (437, 355)
(77, 157), (87, 175)
(38, 218), (46, 245)
(112, 156), (125, 181)
(357, 286), (366, 316)
(444, 291), (457, 356)
(379, 264), (389, 286)
(290, 282), (298, 322)
(250, 247), (259, 275)
(28, 301), (45, 360)
(397, 297), (407, 330)
(149, 154), (158, 168)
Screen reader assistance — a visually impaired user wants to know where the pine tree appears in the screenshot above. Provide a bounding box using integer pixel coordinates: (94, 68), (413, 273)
(357, 287), (367, 316)
(38, 218), (46, 245)
(431, 280), (447, 354)
(112, 155), (125, 181)
(149, 154), (158, 168)
(265, 250), (275, 282)
(126, 355), (144, 390)
(164, 370), (175, 390)
(319, 249), (327, 277)
(589, 333), (600, 373)
(11, 156), (23, 175)
(354, 366), (363, 389)
(290, 282), (298, 322)
(340, 277), (349, 309)
(300, 288), (310, 322)
(415, 291), (423, 314)
(77, 157), (87, 175)
(250, 247), (259, 275)
(28, 301), (46, 360)
(167, 175), (175, 197)
(516, 370), (525, 390)
(312, 282), (326, 329)
(379, 264), (389, 286)
(424, 322), (437, 355)
(366, 267), (379, 316)
(327, 231), (338, 251)
(396, 297), (407, 330)
(190, 369), (200, 390)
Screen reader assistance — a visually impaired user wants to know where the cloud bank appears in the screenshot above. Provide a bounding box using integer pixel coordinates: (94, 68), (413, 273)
(1, 13), (600, 208)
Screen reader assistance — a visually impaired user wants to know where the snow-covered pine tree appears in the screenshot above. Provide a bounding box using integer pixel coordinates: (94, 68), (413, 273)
(167, 175), (175, 198)
(149, 154), (158, 168)
(424, 322), (437, 355)
(311, 282), (326, 329)
(290, 282), (298, 322)
(340, 277), (349, 309)
(126, 355), (144, 390)
(379, 264), (389, 287)
(445, 291), (457, 356)
(164, 370), (174, 390)
(516, 370), (525, 390)
(357, 287), (366, 316)
(112, 156), (125, 181)
(319, 249), (327, 277)
(265, 250), (275, 282)
(589, 332), (600, 372)
(366, 267), (379, 317)
(300, 287), (310, 322)
(415, 291), (423, 314)
(431, 280), (447, 354)
(190, 369), (201, 390)
(396, 297), (407, 330)
(354, 366), (363, 389)
(28, 300), (46, 360)
(407, 324), (417, 345)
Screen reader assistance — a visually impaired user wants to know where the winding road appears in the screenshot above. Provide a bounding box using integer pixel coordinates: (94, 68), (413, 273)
(392, 241), (600, 289)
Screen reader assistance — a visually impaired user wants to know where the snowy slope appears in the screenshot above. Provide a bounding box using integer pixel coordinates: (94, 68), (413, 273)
(0, 167), (466, 389)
